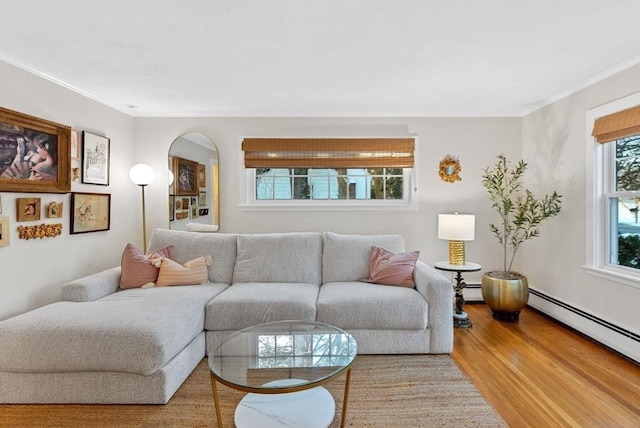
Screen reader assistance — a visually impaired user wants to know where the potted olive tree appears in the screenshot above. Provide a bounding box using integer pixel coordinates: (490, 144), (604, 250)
(480, 154), (562, 320)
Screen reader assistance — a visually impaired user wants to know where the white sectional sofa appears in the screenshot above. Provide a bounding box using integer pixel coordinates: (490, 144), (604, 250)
(0, 229), (453, 404)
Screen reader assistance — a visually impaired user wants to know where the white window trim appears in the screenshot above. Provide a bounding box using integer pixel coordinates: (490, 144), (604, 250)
(239, 135), (420, 212)
(585, 92), (640, 288)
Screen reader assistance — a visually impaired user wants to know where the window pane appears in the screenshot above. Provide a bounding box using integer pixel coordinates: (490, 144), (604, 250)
(615, 135), (640, 191)
(293, 177), (310, 199)
(385, 176), (403, 199)
(370, 176), (384, 199)
(609, 196), (640, 269)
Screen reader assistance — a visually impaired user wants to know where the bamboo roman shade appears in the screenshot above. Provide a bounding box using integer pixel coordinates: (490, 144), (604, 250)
(242, 138), (415, 168)
(591, 105), (640, 144)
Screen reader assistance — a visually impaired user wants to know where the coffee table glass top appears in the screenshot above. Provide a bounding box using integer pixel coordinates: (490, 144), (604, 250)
(208, 320), (357, 392)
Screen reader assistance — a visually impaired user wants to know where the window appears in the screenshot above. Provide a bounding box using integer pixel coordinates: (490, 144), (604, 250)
(242, 137), (417, 209)
(604, 135), (639, 270)
(586, 96), (640, 285)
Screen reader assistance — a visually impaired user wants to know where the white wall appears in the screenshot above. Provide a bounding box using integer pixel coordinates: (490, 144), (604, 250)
(0, 61), (138, 320)
(522, 64), (640, 360)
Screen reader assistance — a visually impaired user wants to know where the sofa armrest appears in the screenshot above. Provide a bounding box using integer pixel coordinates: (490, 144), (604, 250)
(414, 261), (454, 353)
(61, 267), (121, 302)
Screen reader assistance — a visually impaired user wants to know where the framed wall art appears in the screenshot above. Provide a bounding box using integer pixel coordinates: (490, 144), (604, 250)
(197, 163), (206, 188)
(70, 192), (111, 234)
(47, 201), (63, 218)
(169, 195), (175, 221)
(16, 198), (41, 222)
(0, 107), (71, 193)
(199, 191), (206, 206)
(173, 156), (199, 196)
(82, 131), (110, 185)
(0, 216), (10, 247)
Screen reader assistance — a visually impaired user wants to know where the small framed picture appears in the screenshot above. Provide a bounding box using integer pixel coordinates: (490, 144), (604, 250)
(191, 205), (198, 219)
(0, 216), (9, 247)
(82, 131), (110, 185)
(199, 191), (206, 206)
(169, 195), (175, 221)
(173, 156), (199, 195)
(199, 208), (209, 216)
(197, 163), (206, 188)
(70, 192), (111, 234)
(47, 201), (63, 218)
(16, 198), (41, 222)
(70, 129), (80, 161)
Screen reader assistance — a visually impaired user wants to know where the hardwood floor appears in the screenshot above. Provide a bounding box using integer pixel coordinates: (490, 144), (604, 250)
(451, 304), (640, 427)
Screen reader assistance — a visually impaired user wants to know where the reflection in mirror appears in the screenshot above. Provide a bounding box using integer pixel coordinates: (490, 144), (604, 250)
(168, 133), (219, 231)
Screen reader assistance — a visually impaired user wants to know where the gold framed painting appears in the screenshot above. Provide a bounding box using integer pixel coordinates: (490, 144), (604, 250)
(173, 156), (199, 196)
(0, 107), (71, 193)
(47, 201), (63, 218)
(16, 197), (41, 222)
(197, 163), (206, 188)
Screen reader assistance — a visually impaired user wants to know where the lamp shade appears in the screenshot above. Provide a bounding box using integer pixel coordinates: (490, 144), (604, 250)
(438, 213), (475, 241)
(129, 164), (156, 186)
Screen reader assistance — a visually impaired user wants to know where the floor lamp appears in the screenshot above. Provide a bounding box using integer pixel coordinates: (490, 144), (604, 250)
(129, 164), (156, 252)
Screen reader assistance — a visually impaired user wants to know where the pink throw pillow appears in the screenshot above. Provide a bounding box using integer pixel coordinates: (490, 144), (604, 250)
(119, 243), (173, 289)
(362, 246), (419, 287)
(153, 255), (212, 286)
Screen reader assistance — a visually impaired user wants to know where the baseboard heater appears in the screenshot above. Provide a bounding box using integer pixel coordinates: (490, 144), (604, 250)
(528, 288), (640, 342)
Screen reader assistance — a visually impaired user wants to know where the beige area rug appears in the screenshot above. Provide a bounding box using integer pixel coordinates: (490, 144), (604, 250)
(0, 355), (506, 427)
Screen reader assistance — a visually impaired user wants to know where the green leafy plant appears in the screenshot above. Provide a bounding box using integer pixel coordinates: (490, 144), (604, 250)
(481, 154), (562, 277)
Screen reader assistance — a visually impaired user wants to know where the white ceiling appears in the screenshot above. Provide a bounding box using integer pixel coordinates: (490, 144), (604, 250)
(0, 1), (639, 117)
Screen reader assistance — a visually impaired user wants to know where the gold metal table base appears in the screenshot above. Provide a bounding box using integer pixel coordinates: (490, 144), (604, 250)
(210, 366), (353, 428)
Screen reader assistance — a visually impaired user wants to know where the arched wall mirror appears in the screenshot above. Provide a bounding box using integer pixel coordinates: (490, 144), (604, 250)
(168, 133), (219, 231)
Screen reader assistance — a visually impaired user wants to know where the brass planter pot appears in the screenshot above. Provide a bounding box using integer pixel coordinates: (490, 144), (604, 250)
(481, 273), (529, 321)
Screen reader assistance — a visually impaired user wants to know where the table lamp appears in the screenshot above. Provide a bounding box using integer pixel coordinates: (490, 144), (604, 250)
(129, 163), (156, 252)
(438, 213), (475, 265)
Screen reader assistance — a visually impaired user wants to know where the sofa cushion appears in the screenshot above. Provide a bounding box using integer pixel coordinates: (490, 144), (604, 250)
(362, 246), (419, 287)
(154, 255), (212, 286)
(232, 233), (322, 285)
(120, 243), (173, 289)
(205, 283), (319, 331)
(147, 229), (237, 284)
(316, 282), (428, 330)
(322, 232), (406, 283)
(0, 284), (228, 376)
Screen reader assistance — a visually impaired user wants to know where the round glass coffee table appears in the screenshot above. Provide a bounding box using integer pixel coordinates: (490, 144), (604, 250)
(208, 320), (358, 428)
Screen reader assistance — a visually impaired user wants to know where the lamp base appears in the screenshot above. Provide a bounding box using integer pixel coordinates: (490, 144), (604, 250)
(448, 240), (465, 265)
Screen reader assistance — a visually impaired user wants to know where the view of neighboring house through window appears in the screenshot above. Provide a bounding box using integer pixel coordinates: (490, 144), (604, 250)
(606, 134), (640, 270)
(255, 168), (405, 200)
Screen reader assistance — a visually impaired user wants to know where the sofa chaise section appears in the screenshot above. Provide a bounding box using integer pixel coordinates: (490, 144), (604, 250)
(0, 280), (228, 404)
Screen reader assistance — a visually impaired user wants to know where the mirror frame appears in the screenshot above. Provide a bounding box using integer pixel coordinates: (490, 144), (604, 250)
(168, 133), (219, 230)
